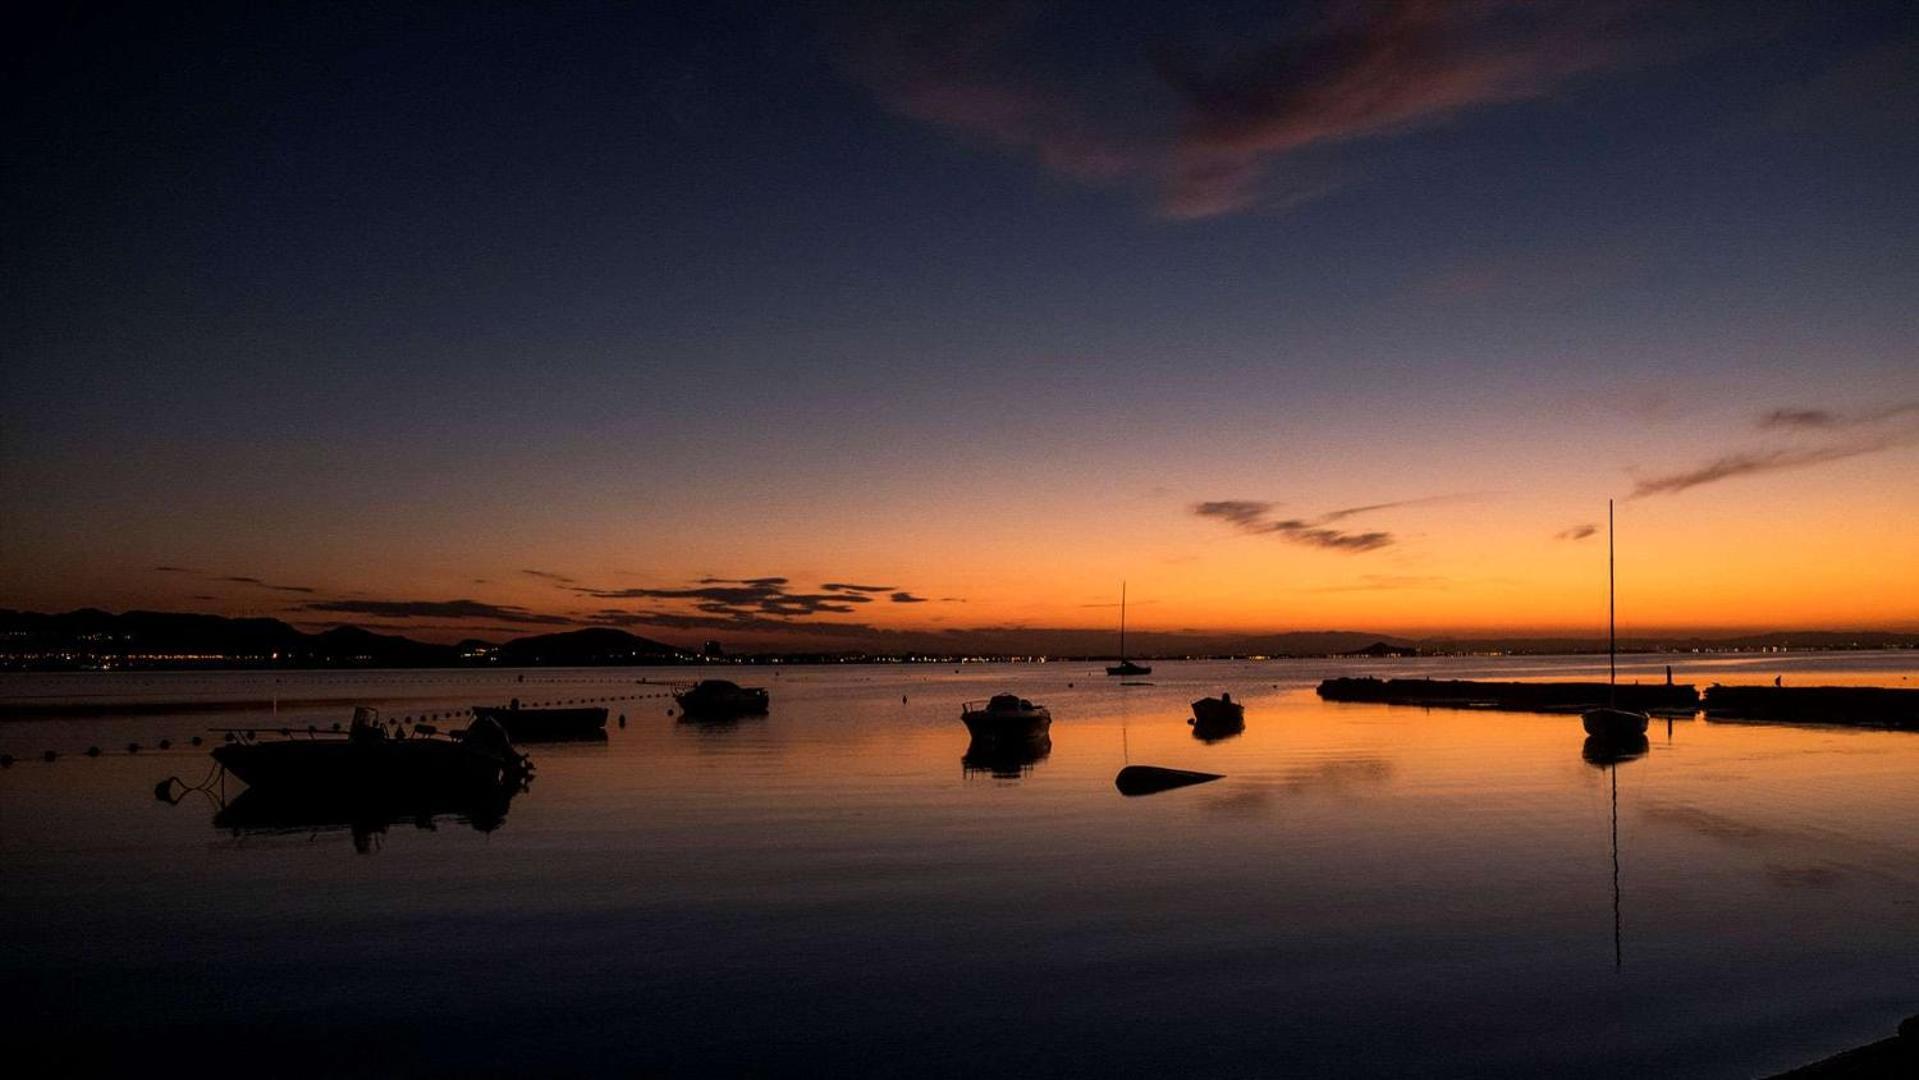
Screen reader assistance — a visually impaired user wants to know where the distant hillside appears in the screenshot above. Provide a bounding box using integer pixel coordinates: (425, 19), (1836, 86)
(1, 607), (1911, 669)
(0, 609), (681, 670)
(490, 627), (681, 665)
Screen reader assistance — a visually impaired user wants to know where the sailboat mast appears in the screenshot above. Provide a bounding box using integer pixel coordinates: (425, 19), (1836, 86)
(1608, 499), (1616, 707)
(1119, 581), (1127, 660)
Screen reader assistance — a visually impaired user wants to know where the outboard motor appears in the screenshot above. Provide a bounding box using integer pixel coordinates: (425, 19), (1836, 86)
(462, 716), (526, 771)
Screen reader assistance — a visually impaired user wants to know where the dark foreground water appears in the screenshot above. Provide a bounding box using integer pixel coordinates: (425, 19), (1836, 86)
(2, 654), (1916, 1077)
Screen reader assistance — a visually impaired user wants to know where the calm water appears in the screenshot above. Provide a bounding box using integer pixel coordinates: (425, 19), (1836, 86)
(3, 654), (1915, 1077)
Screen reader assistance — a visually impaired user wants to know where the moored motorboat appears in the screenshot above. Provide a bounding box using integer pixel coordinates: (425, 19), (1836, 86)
(960, 694), (1052, 740)
(674, 679), (770, 717)
(471, 699), (608, 741)
(212, 707), (526, 794)
(1190, 693), (1244, 727)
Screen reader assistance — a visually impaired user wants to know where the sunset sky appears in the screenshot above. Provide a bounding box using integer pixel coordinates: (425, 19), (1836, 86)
(4, 1), (1916, 647)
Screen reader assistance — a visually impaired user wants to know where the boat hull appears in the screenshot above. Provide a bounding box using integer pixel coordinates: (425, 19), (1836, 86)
(674, 689), (770, 717)
(1581, 707), (1651, 739)
(1106, 662), (1152, 676)
(471, 705), (607, 741)
(1190, 697), (1245, 726)
(961, 709), (1052, 740)
(213, 739), (511, 794)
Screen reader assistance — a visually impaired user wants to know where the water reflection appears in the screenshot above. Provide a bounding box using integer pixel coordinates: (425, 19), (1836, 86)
(1188, 713), (1245, 743)
(210, 779), (525, 854)
(1582, 733), (1649, 767)
(961, 734), (1052, 780)
(1581, 734), (1647, 970)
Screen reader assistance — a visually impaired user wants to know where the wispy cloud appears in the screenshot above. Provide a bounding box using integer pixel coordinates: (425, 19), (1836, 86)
(839, 0), (1667, 218)
(303, 599), (574, 626)
(1556, 524), (1598, 541)
(1306, 575), (1448, 592)
(219, 575), (317, 595)
(1632, 402), (1919, 497)
(591, 609), (876, 638)
(1757, 401), (1918, 431)
(153, 566), (314, 594)
(1630, 439), (1906, 498)
(521, 569), (578, 585)
(1192, 499), (1396, 552)
(570, 575), (943, 620)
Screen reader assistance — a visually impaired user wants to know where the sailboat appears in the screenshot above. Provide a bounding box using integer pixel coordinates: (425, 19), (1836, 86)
(1105, 582), (1151, 676)
(1582, 500), (1650, 740)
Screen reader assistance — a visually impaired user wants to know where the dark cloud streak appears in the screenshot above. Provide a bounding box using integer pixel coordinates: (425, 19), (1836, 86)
(303, 599), (574, 626)
(1193, 499), (1396, 552)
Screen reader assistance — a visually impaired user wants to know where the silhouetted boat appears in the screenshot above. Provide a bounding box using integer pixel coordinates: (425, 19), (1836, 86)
(472, 699), (607, 741)
(212, 707), (526, 793)
(961, 694), (1052, 739)
(1581, 501), (1649, 741)
(1115, 764), (1223, 796)
(1106, 582), (1151, 676)
(1190, 693), (1244, 727)
(674, 679), (769, 717)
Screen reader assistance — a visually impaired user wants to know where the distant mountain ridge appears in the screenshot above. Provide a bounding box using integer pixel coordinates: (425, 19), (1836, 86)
(0, 608), (1912, 670)
(0, 609), (681, 669)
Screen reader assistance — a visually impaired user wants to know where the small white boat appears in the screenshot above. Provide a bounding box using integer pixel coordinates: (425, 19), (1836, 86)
(961, 694), (1052, 740)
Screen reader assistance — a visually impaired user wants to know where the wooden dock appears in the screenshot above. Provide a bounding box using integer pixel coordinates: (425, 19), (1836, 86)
(1703, 685), (1919, 730)
(1316, 677), (1699, 713)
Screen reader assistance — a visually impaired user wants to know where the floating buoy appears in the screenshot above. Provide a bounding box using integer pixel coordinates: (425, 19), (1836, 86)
(618, 714), (627, 728)
(86, 746), (101, 757)
(0, 754), (13, 768)
(159, 739), (172, 749)
(191, 735), (202, 746)
(44, 750), (57, 762)
(127, 742), (141, 754)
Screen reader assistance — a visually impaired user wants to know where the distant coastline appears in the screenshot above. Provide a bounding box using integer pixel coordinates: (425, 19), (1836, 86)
(2, 608), (1913, 673)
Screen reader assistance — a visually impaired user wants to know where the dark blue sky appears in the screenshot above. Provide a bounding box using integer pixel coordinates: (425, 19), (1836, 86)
(4, 1), (1916, 640)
